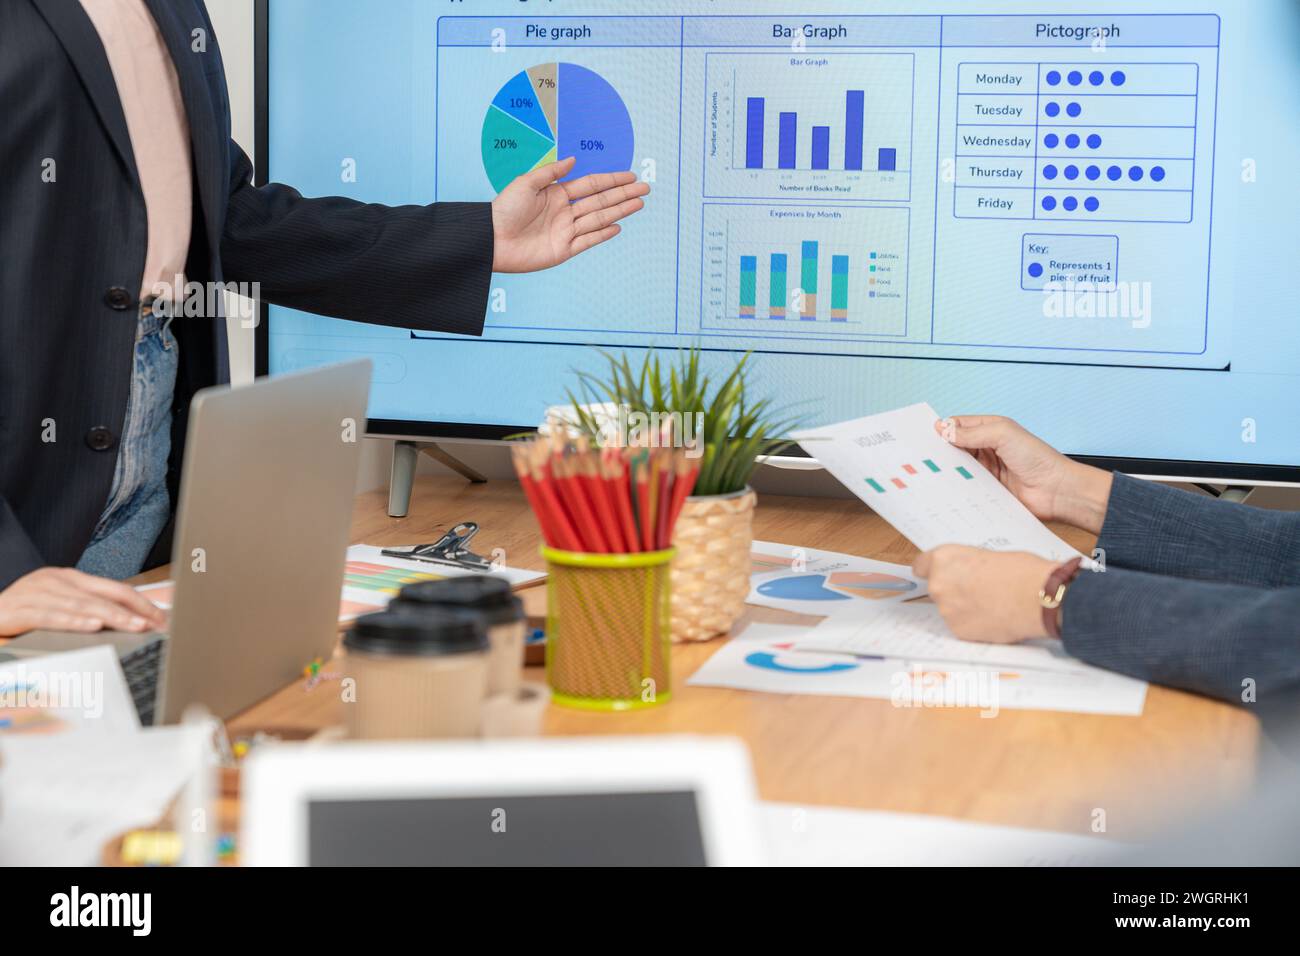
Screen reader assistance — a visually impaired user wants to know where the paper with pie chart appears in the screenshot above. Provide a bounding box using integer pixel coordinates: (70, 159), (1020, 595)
(687, 623), (1147, 716)
(747, 540), (925, 616)
(480, 62), (635, 193)
(793, 403), (1083, 563)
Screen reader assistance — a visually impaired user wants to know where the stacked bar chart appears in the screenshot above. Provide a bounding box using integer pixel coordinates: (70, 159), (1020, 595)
(831, 255), (849, 320)
(701, 204), (910, 338)
(769, 254), (787, 319)
(705, 52), (915, 202)
(800, 241), (818, 319)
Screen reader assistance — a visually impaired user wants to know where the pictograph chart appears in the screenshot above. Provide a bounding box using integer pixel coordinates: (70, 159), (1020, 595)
(954, 61), (1199, 223)
(481, 63), (635, 193)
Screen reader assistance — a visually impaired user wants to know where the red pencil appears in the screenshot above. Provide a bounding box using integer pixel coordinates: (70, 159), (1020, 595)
(666, 455), (699, 541)
(577, 447), (621, 553)
(531, 445), (582, 551)
(654, 453), (673, 550)
(512, 446), (557, 546)
(552, 448), (610, 553)
(606, 448), (640, 553)
(634, 452), (652, 552)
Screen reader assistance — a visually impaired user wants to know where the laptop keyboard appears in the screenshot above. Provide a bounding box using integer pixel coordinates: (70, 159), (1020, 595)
(120, 636), (167, 727)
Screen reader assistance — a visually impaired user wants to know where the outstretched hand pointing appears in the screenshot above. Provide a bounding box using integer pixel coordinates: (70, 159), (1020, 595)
(490, 156), (649, 273)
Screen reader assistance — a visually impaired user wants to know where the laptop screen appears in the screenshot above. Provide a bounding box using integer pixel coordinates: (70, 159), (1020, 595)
(307, 791), (708, 866)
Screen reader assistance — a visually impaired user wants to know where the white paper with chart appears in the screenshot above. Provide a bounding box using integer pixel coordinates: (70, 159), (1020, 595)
(793, 403), (1081, 562)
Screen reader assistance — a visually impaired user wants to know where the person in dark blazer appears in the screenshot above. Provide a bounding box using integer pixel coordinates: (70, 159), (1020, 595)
(912, 415), (1300, 705)
(0, 0), (648, 636)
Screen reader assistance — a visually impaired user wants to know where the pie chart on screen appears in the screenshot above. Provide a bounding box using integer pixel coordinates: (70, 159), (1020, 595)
(757, 571), (918, 602)
(480, 63), (635, 193)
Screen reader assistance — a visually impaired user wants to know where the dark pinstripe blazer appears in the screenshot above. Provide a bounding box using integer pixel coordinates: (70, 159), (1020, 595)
(1063, 474), (1300, 704)
(0, 0), (493, 588)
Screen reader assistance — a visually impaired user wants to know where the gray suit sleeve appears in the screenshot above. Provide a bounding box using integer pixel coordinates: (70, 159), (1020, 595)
(1061, 567), (1300, 703)
(1093, 473), (1300, 587)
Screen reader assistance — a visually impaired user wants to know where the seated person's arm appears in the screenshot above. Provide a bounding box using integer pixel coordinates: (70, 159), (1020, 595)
(1095, 472), (1300, 588)
(0, 498), (167, 638)
(0, 567), (167, 638)
(939, 415), (1300, 587)
(1063, 568), (1300, 703)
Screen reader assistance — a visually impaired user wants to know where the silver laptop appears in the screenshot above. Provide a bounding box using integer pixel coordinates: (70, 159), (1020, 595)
(1, 359), (371, 724)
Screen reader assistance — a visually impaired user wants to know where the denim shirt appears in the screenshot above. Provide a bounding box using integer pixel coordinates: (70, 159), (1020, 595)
(76, 307), (178, 579)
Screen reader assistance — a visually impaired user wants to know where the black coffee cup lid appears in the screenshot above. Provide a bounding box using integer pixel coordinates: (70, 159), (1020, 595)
(344, 609), (487, 657)
(394, 576), (523, 626)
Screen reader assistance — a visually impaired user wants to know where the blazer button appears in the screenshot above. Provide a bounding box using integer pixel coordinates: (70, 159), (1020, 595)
(104, 286), (133, 310)
(85, 426), (117, 452)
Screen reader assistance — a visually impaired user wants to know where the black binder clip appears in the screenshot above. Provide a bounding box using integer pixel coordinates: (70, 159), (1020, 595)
(381, 522), (494, 572)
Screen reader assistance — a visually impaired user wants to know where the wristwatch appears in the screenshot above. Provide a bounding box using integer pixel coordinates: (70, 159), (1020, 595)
(1039, 556), (1084, 639)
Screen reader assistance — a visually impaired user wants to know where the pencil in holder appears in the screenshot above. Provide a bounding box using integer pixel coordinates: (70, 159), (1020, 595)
(542, 546), (674, 711)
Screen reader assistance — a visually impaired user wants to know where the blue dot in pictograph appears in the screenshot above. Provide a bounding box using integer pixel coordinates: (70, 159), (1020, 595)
(1046, 70), (1061, 85)
(1066, 102), (1082, 117)
(1042, 195), (1057, 211)
(1087, 133), (1102, 148)
(1064, 164), (1079, 179)
(1107, 165), (1122, 180)
(1150, 165), (1166, 181)
(1045, 101), (1060, 117)
(1111, 70), (1126, 86)
(1068, 70), (1083, 85)
(1042, 164), (1058, 179)
(1086, 165), (1101, 180)
(1028, 262), (1044, 278)
(1084, 196), (1100, 211)
(1089, 71), (1104, 86)
(1065, 133), (1080, 148)
(1063, 196), (1079, 211)
(1129, 165), (1144, 181)
(1043, 133), (1059, 148)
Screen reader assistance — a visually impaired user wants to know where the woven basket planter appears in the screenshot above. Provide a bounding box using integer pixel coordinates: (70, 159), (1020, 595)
(669, 487), (756, 642)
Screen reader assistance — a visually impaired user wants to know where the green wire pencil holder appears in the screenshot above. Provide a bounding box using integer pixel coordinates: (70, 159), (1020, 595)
(542, 546), (675, 711)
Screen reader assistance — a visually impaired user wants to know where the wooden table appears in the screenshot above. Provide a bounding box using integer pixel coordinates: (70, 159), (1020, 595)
(209, 474), (1260, 843)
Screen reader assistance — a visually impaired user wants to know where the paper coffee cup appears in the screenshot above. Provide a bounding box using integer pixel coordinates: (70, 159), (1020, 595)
(391, 576), (525, 696)
(342, 609), (488, 740)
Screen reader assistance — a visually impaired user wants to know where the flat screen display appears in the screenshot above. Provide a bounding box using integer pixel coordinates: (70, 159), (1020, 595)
(262, 0), (1300, 478)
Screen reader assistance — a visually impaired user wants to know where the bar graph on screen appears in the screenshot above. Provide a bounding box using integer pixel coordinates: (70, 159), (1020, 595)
(705, 52), (914, 202)
(701, 203), (910, 338)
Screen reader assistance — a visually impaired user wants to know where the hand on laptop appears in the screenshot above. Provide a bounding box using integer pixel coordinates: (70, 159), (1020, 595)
(936, 415), (1113, 535)
(0, 568), (167, 637)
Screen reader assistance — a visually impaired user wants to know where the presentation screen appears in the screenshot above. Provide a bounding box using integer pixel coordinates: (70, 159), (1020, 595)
(261, 0), (1300, 480)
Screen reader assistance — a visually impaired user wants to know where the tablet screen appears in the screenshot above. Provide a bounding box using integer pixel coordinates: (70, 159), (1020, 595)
(307, 791), (708, 866)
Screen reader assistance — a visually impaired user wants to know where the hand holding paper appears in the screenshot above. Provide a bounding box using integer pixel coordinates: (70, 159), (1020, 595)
(793, 403), (1082, 562)
(935, 414), (1114, 536)
(912, 545), (1057, 642)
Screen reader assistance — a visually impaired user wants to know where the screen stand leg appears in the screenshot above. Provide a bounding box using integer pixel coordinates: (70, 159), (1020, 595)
(1218, 485), (1254, 505)
(387, 440), (488, 518)
(1196, 483), (1254, 504)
